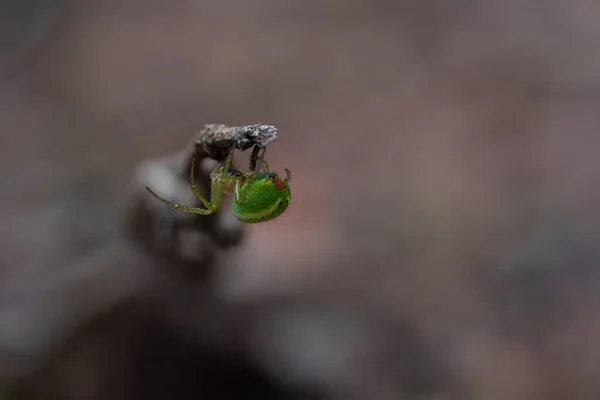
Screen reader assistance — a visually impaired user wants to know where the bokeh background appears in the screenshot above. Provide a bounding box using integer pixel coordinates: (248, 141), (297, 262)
(2, 0), (600, 399)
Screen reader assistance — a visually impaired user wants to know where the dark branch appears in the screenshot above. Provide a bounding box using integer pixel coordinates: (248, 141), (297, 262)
(195, 123), (278, 161)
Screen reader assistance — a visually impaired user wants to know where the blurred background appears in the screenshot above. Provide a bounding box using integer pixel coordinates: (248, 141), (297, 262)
(2, 0), (600, 399)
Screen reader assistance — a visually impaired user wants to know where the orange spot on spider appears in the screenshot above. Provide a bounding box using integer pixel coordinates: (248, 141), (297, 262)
(272, 176), (286, 191)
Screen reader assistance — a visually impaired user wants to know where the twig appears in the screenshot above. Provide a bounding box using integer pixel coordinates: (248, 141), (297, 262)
(195, 123), (278, 161)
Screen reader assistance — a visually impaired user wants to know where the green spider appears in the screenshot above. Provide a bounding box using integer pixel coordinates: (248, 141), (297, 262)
(145, 149), (291, 223)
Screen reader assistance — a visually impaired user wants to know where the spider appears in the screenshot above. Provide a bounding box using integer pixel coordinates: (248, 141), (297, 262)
(145, 148), (291, 223)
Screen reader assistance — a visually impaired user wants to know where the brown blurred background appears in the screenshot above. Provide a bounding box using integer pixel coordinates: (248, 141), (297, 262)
(2, 0), (600, 399)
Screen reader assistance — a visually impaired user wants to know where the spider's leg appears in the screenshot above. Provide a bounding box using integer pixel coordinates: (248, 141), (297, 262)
(257, 155), (269, 174)
(203, 148), (236, 211)
(145, 186), (214, 215)
(234, 172), (257, 205)
(222, 147), (235, 174)
(189, 154), (213, 210)
(249, 146), (260, 172)
(249, 146), (267, 172)
(206, 170), (225, 212)
(284, 168), (291, 182)
(145, 152), (228, 215)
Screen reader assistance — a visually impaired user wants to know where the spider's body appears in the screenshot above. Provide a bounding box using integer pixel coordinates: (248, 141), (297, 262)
(146, 148), (291, 224)
(231, 172), (291, 223)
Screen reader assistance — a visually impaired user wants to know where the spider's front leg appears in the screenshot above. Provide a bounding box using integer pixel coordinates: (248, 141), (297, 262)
(190, 147), (239, 212)
(234, 169), (258, 205)
(145, 185), (215, 215)
(248, 147), (270, 174)
(249, 146), (269, 173)
(145, 152), (229, 215)
(189, 150), (232, 213)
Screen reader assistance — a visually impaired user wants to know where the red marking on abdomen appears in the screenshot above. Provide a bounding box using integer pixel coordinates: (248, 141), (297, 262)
(272, 177), (286, 191)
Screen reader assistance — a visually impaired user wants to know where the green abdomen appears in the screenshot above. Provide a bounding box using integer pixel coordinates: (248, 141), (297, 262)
(231, 174), (291, 223)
